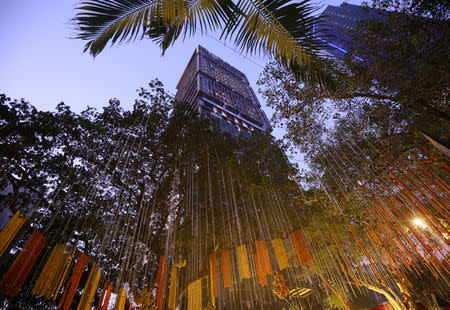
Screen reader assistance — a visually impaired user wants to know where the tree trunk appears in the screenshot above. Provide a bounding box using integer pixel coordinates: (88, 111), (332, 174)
(356, 281), (407, 310)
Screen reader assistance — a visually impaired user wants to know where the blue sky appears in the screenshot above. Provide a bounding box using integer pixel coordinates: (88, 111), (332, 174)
(0, 0), (360, 148)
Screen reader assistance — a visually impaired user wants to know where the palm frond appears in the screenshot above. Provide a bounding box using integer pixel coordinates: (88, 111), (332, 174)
(74, 0), (237, 56)
(221, 0), (323, 65)
(146, 19), (184, 53)
(74, 0), (334, 84)
(146, 0), (239, 53)
(280, 55), (347, 91)
(75, 0), (160, 56)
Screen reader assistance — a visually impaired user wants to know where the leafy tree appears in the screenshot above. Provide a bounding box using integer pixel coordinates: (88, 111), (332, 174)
(257, 0), (450, 175)
(0, 81), (305, 308)
(348, 1), (449, 122)
(257, 2), (449, 307)
(0, 80), (179, 307)
(370, 0), (449, 21)
(1, 80), (447, 309)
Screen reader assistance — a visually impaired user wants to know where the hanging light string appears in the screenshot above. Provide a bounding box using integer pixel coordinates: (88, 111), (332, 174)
(297, 93), (450, 299)
(1, 67), (449, 309)
(329, 129), (450, 285)
(19, 113), (137, 308)
(29, 109), (145, 308)
(0, 113), (127, 272)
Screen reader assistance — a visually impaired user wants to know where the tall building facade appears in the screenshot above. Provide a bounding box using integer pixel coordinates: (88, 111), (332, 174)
(175, 46), (270, 137)
(315, 3), (385, 59)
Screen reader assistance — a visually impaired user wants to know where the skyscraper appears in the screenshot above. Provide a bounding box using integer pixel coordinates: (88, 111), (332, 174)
(175, 46), (270, 137)
(315, 3), (386, 59)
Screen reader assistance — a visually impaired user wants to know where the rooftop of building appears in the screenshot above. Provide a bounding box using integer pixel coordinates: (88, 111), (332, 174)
(176, 45), (249, 90)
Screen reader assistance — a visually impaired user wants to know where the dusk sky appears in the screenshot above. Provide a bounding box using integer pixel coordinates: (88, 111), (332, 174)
(0, 0), (360, 147)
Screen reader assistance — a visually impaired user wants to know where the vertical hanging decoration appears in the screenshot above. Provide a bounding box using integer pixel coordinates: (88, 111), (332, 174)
(104, 283), (113, 310)
(97, 281), (113, 310)
(59, 253), (89, 310)
(0, 230), (47, 296)
(271, 238), (289, 270)
(254, 253), (268, 286)
(221, 250), (232, 288)
(0, 210), (27, 257)
(236, 244), (252, 279)
(32, 243), (62, 296)
(168, 264), (178, 310)
(209, 252), (217, 306)
(255, 240), (273, 275)
(290, 230), (312, 265)
(53, 246), (76, 301)
(187, 279), (202, 310)
(168, 259), (186, 309)
(329, 230), (359, 286)
(77, 263), (101, 310)
(97, 281), (108, 310)
(115, 287), (127, 310)
(155, 255), (167, 310)
(32, 244), (75, 299)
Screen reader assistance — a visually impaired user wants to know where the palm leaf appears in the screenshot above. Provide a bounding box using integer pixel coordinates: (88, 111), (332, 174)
(75, 0), (159, 56)
(220, 0), (338, 87)
(146, 19), (184, 53)
(74, 0), (237, 56)
(280, 54), (347, 91)
(73, 0), (334, 84)
(146, 0), (239, 53)
(222, 0), (323, 64)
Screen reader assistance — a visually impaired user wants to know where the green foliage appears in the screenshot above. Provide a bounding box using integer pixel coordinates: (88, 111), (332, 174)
(323, 293), (348, 310)
(369, 0), (449, 21)
(73, 0), (329, 81)
(74, 0), (238, 56)
(0, 80), (185, 303)
(0, 78), (302, 307)
(221, 0), (321, 70)
(257, 1), (450, 183)
(257, 5), (450, 308)
(347, 4), (449, 122)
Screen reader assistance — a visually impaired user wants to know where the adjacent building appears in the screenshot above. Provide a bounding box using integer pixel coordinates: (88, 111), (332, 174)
(175, 45), (270, 137)
(315, 3), (386, 59)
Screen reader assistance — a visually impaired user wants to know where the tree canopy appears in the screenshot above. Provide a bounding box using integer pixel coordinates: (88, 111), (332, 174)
(1, 81), (308, 308)
(257, 0), (450, 174)
(1, 76), (448, 309)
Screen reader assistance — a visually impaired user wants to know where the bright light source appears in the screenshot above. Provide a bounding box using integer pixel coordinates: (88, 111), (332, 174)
(413, 218), (426, 228)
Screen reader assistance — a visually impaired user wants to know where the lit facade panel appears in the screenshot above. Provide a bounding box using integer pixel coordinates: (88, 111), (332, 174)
(315, 4), (386, 59)
(175, 45), (271, 137)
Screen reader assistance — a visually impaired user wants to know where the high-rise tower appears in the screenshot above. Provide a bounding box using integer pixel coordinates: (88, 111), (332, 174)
(175, 46), (270, 137)
(315, 3), (385, 59)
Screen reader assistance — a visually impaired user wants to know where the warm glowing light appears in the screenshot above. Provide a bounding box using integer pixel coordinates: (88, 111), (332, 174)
(413, 218), (426, 228)
(443, 233), (449, 240)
